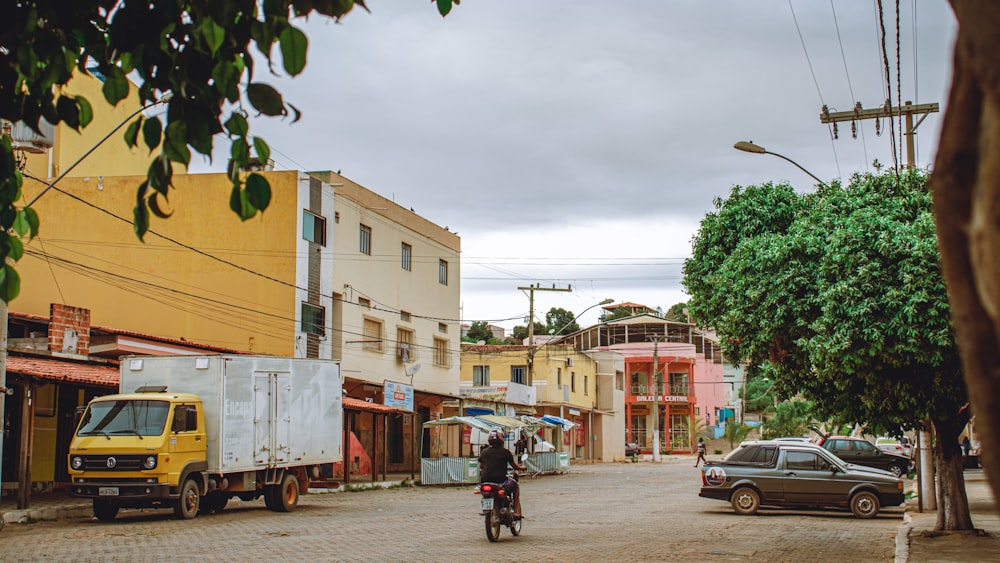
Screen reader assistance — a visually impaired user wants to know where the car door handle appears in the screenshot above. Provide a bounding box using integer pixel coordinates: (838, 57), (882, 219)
(785, 472), (797, 476)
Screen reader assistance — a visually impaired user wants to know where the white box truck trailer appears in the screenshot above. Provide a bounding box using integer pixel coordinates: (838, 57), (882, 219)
(67, 355), (343, 521)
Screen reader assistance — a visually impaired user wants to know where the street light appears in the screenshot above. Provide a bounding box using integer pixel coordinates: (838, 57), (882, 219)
(733, 141), (828, 188)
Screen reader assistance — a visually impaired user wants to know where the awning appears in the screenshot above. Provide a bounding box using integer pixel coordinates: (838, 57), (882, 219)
(540, 415), (577, 430)
(343, 397), (404, 414)
(423, 416), (499, 432)
(477, 415), (526, 429)
(463, 407), (494, 416)
(6, 356), (118, 388)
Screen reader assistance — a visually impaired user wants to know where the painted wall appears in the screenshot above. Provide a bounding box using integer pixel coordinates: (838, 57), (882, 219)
(18, 171), (304, 355)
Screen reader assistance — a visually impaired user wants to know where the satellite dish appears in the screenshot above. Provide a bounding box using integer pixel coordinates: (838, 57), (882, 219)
(405, 363), (422, 378)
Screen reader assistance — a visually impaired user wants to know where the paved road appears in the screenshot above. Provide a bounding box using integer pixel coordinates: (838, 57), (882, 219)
(0, 457), (903, 562)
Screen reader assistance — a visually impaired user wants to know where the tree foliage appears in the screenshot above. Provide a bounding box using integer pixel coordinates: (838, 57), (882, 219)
(465, 320), (494, 343)
(0, 0), (463, 302)
(545, 307), (578, 335)
(603, 306), (633, 322)
(760, 399), (815, 440)
(722, 421), (753, 451)
(664, 301), (688, 322)
(684, 170), (972, 527)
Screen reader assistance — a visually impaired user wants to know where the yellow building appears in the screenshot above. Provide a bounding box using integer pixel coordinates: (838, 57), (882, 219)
(460, 342), (624, 461)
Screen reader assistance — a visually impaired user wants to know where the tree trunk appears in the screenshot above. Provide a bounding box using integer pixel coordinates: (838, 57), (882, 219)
(933, 0), (1000, 511)
(933, 419), (974, 531)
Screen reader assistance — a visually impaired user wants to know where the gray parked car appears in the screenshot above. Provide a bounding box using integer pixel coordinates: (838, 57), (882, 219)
(699, 440), (905, 518)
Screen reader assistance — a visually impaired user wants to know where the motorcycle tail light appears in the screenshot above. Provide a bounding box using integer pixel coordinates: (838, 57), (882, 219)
(481, 484), (493, 494)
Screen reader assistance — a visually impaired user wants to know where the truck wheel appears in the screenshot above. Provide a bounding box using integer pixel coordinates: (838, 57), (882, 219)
(850, 491), (880, 519)
(93, 500), (119, 522)
(174, 479), (200, 520)
(730, 487), (760, 515)
(275, 473), (299, 512)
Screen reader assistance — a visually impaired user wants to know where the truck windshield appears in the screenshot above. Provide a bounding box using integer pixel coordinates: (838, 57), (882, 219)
(77, 400), (170, 437)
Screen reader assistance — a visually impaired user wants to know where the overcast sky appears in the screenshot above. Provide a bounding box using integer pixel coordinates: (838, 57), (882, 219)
(192, 1), (958, 332)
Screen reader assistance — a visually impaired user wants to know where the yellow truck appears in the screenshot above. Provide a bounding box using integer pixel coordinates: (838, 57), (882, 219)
(67, 355), (343, 521)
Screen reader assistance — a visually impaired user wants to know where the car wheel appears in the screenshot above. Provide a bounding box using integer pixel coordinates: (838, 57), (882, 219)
(730, 487), (760, 515)
(887, 463), (903, 477)
(850, 490), (880, 518)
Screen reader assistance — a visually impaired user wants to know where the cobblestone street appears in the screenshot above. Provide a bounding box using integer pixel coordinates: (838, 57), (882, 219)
(0, 457), (904, 562)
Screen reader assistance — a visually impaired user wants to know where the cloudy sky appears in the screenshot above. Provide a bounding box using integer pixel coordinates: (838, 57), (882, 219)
(192, 1), (958, 332)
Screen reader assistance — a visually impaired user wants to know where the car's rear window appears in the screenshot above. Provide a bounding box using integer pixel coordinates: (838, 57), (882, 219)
(724, 445), (776, 464)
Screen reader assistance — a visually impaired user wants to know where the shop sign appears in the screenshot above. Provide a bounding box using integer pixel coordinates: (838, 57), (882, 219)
(634, 395), (688, 403)
(460, 385), (508, 401)
(383, 380), (414, 412)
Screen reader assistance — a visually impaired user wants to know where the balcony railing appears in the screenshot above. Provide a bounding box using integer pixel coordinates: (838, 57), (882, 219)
(629, 383), (690, 396)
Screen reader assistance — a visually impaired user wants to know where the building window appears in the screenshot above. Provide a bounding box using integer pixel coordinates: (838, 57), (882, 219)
(433, 337), (450, 367)
(303, 211), (326, 245)
(301, 302), (325, 337)
(363, 317), (383, 352)
(438, 322), (448, 334)
(359, 224), (372, 255)
(510, 366), (527, 385)
(557, 367), (562, 388)
(669, 372), (690, 396)
(401, 242), (412, 271)
(397, 327), (415, 362)
(439, 259), (448, 285)
(358, 297), (371, 309)
(473, 366), (490, 386)
(584, 375), (589, 396)
(571, 371), (576, 392)
(400, 310), (411, 322)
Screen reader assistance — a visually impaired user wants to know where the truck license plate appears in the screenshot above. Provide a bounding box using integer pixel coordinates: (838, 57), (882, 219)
(480, 498), (493, 512)
(98, 487), (119, 496)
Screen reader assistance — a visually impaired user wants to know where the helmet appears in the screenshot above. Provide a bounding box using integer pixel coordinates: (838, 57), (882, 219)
(487, 429), (505, 446)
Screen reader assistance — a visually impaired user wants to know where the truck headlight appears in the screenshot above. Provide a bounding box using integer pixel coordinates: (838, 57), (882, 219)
(143, 455), (157, 470)
(71, 456), (83, 470)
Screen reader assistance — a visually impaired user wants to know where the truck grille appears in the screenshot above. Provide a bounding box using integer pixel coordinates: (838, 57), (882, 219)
(77, 455), (147, 471)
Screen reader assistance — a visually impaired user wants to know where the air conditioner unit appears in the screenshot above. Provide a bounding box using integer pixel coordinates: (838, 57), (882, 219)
(565, 357), (573, 366)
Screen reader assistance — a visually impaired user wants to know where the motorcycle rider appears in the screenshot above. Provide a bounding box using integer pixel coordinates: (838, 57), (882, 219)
(478, 429), (527, 519)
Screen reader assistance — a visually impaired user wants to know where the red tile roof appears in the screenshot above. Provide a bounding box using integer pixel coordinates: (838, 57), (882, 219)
(6, 356), (119, 388)
(343, 397), (403, 414)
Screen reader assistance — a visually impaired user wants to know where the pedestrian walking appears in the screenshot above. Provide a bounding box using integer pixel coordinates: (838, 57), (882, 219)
(694, 437), (707, 467)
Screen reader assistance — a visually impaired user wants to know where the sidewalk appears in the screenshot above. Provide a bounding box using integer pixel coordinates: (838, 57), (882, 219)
(898, 468), (1000, 562)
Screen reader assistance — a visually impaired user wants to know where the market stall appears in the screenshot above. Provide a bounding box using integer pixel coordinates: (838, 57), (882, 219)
(420, 415), (570, 485)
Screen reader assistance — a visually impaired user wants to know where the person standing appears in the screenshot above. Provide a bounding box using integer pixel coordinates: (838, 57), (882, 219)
(694, 437), (707, 467)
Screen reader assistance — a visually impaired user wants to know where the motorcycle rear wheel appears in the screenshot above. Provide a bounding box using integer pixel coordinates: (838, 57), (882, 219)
(509, 516), (522, 536)
(485, 505), (502, 542)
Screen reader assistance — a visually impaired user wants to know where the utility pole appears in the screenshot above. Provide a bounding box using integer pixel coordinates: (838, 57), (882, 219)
(820, 100), (939, 169)
(517, 284), (571, 386)
(821, 99), (938, 511)
(648, 335), (668, 462)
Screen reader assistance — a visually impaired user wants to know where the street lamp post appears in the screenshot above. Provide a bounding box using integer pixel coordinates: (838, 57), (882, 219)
(733, 141), (828, 188)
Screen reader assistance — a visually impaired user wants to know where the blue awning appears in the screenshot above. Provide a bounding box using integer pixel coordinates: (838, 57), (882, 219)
(540, 415), (576, 429)
(463, 407), (495, 416)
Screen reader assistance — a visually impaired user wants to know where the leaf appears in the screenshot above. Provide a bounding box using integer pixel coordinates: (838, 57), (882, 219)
(142, 116), (162, 152)
(0, 263), (21, 302)
(56, 95), (81, 130)
(148, 192), (173, 219)
(124, 117), (143, 148)
(102, 65), (130, 105)
(252, 136), (270, 165)
(278, 25), (308, 76)
(23, 207), (39, 238)
(246, 83), (285, 116)
(7, 233), (23, 261)
(225, 113), (249, 137)
(12, 209), (30, 237)
(437, 0), (452, 16)
(229, 184), (258, 220)
(133, 200), (150, 241)
(245, 173), (272, 211)
(75, 96), (93, 128)
(163, 120), (191, 166)
(199, 18), (226, 56)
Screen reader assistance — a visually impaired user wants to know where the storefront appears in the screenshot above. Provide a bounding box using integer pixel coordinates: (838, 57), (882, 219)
(624, 356), (696, 454)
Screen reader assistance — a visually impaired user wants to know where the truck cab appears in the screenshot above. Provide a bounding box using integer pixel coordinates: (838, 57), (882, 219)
(68, 387), (208, 520)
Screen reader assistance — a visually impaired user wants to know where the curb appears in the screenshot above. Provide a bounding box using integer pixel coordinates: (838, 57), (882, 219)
(894, 511), (913, 562)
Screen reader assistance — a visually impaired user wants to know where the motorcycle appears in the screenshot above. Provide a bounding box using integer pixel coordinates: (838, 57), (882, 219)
(477, 453), (527, 542)
(478, 472), (521, 542)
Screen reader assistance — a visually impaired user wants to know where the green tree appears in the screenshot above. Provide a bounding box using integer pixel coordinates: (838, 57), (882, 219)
(0, 0), (464, 302)
(722, 421), (753, 451)
(684, 170), (972, 530)
(760, 399), (814, 440)
(545, 307), (578, 335)
(465, 321), (494, 343)
(510, 322), (546, 343)
(664, 302), (688, 322)
(603, 306), (633, 322)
